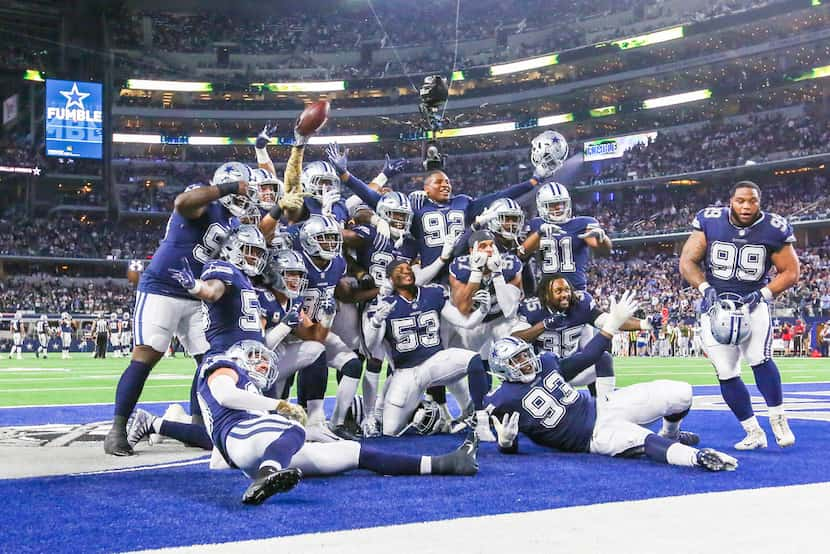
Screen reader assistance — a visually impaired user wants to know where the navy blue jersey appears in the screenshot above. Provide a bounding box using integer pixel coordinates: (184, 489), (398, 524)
(300, 251), (346, 322)
(201, 260), (263, 356)
(517, 292), (602, 356)
(108, 320), (120, 333)
(197, 356), (264, 464)
(36, 321), (48, 334)
(381, 284), (446, 369)
(485, 353), (596, 453)
(693, 207), (795, 295)
(409, 192), (472, 269)
(140, 193), (234, 299)
(528, 216), (598, 291)
(121, 318), (131, 333)
(351, 224), (419, 286)
(257, 288), (299, 330)
(11, 320), (22, 333)
(304, 196), (349, 225)
(450, 253), (523, 322)
(60, 320), (72, 333)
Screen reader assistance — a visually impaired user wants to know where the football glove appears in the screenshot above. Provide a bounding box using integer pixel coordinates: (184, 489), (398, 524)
(491, 412), (520, 449)
(382, 155), (407, 178)
(274, 400), (308, 426)
(256, 122), (278, 150)
(325, 142), (349, 175)
(168, 258), (197, 293)
(740, 291), (763, 311)
(601, 290), (640, 335)
(699, 283), (719, 313)
(281, 304), (302, 329)
(486, 247), (503, 273)
(472, 289), (492, 314)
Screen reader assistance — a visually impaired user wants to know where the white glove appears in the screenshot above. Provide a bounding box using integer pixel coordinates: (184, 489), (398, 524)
(378, 278), (393, 299)
(440, 230), (461, 261)
(486, 247), (503, 273)
(321, 188), (340, 216)
(601, 290), (640, 335)
(474, 206), (498, 227)
(469, 246), (488, 271)
(370, 213), (391, 241)
(578, 223), (608, 243)
(472, 289), (492, 314)
(540, 223), (564, 236)
(491, 412), (519, 448)
(371, 299), (396, 327)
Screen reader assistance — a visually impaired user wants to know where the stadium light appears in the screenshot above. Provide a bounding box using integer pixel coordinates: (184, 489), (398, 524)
(252, 81), (346, 92)
(435, 122), (517, 139)
(490, 54), (558, 76)
(589, 106), (617, 118)
(188, 136), (233, 146)
(112, 133), (161, 144)
(23, 69), (44, 82)
(126, 79), (213, 92)
(537, 113), (575, 126)
(642, 89), (712, 109)
(791, 64), (830, 82)
(307, 135), (379, 145)
(611, 26), (684, 50)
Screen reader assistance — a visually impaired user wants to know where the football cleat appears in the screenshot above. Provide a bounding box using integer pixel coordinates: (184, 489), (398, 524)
(734, 427), (768, 450)
(432, 432), (479, 476)
(659, 430), (700, 447)
(241, 467), (302, 505)
(696, 448), (738, 472)
(126, 409), (157, 447)
(769, 413), (795, 448)
(328, 422), (360, 441)
(360, 415), (382, 438)
(304, 422), (342, 443)
(104, 423), (134, 456)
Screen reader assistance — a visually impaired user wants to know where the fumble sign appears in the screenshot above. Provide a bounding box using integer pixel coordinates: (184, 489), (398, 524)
(45, 79), (103, 159)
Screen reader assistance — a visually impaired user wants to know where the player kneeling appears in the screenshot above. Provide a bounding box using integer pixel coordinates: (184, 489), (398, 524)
(485, 321), (738, 472)
(198, 340), (480, 505)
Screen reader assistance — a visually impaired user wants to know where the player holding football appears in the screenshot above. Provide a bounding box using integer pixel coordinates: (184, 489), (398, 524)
(680, 181), (800, 450)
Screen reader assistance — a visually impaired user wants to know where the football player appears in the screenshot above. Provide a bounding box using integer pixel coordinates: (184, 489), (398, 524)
(485, 335), (737, 472)
(680, 181), (800, 449)
(108, 313), (122, 358)
(8, 311), (24, 360)
(35, 315), (50, 359)
(105, 161), (260, 456)
(60, 312), (74, 359)
(363, 259), (495, 438)
(511, 274), (651, 397)
(120, 311), (132, 357)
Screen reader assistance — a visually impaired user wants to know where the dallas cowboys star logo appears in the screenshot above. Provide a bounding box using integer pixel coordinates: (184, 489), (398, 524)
(59, 82), (90, 110)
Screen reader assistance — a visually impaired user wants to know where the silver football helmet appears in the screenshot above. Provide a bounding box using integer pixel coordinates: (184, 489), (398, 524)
(301, 161), (340, 202)
(219, 224), (268, 276)
(489, 337), (542, 384)
(249, 167), (283, 210)
(110, 313), (118, 321)
(225, 340), (279, 390)
(530, 130), (568, 179)
(708, 297), (752, 345)
(536, 182), (572, 224)
(299, 214), (342, 260)
(61, 312), (70, 321)
(213, 162), (260, 218)
(486, 198), (525, 240)
(14, 311), (22, 320)
(376, 191), (413, 239)
(266, 250), (308, 299)
(40, 314), (48, 322)
(269, 230), (294, 254)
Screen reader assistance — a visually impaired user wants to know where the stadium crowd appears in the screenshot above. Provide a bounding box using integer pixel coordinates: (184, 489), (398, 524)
(0, 275), (134, 314)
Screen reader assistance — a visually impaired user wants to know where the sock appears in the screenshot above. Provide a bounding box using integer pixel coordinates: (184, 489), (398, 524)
(644, 433), (673, 464)
(307, 399), (325, 425)
(260, 425), (305, 469)
(719, 376), (754, 422)
(666, 442), (698, 467)
(419, 456), (432, 474)
(446, 378), (471, 416)
(362, 358), (382, 416)
(751, 359), (783, 408)
(358, 445), (420, 475)
(466, 355), (489, 410)
(331, 358), (362, 426)
(297, 352), (328, 411)
(426, 385), (446, 405)
(113, 360), (153, 418)
(159, 420), (212, 450)
(281, 373), (295, 400)
(189, 370), (202, 419)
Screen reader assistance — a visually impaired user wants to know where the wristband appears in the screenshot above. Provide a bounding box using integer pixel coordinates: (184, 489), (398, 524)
(188, 280), (203, 295)
(469, 270), (483, 284)
(761, 287), (774, 300)
(255, 147), (271, 164)
(268, 204), (283, 221)
(373, 172), (388, 187)
(516, 245), (526, 257)
(697, 282), (711, 294)
(216, 181), (240, 197)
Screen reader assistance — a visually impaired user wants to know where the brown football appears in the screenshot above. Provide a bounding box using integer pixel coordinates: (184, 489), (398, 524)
(296, 100), (330, 136)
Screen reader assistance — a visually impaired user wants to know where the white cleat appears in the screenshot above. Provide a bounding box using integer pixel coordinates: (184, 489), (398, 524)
(769, 413), (795, 448)
(697, 448), (739, 471)
(734, 427), (768, 450)
(126, 409), (157, 447)
(304, 422), (342, 443)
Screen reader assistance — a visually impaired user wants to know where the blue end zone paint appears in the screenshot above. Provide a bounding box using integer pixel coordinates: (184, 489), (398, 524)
(3, 385), (830, 553)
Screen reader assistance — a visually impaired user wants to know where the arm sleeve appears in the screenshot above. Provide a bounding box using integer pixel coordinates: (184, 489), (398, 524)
(413, 257), (446, 286)
(468, 180), (536, 217)
(283, 146), (304, 194)
(264, 323), (292, 350)
(208, 374), (277, 412)
(363, 318), (385, 352)
(441, 302), (486, 329)
(492, 274), (522, 320)
(341, 173), (383, 209)
(558, 334), (612, 381)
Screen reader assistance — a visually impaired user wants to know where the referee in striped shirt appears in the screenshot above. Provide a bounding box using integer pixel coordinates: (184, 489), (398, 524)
(94, 315), (109, 359)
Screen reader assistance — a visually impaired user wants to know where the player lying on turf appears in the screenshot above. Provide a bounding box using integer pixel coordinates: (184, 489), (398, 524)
(483, 332), (738, 472)
(133, 340), (480, 505)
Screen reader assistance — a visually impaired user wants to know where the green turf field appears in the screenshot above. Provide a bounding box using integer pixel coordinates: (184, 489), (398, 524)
(1, 353), (830, 407)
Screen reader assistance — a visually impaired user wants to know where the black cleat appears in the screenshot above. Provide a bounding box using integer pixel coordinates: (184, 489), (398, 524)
(432, 431), (479, 476)
(104, 422), (134, 456)
(328, 423), (360, 441)
(675, 430), (700, 447)
(242, 467), (302, 505)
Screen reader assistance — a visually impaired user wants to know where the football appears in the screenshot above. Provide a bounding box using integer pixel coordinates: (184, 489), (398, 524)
(296, 100), (330, 136)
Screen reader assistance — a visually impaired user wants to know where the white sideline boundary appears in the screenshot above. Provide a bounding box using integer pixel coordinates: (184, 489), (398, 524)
(132, 482), (830, 554)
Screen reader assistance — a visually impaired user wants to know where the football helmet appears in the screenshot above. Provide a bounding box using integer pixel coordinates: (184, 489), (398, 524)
(536, 182), (572, 224)
(269, 231), (293, 254)
(708, 296), (752, 345)
(213, 162), (260, 218)
(249, 167), (283, 210)
(40, 314), (48, 321)
(376, 191), (413, 238)
(530, 130), (568, 178)
(110, 313), (118, 321)
(219, 224), (268, 276)
(225, 340), (279, 390)
(301, 161), (340, 202)
(299, 214), (342, 260)
(265, 250), (308, 299)
(61, 312), (70, 321)
(122, 311), (130, 320)
(410, 400), (442, 435)
(486, 198), (525, 240)
(489, 337), (542, 384)
(14, 311), (22, 319)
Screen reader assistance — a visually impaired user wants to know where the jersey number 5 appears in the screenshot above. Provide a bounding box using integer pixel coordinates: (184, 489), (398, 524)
(522, 371), (579, 428)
